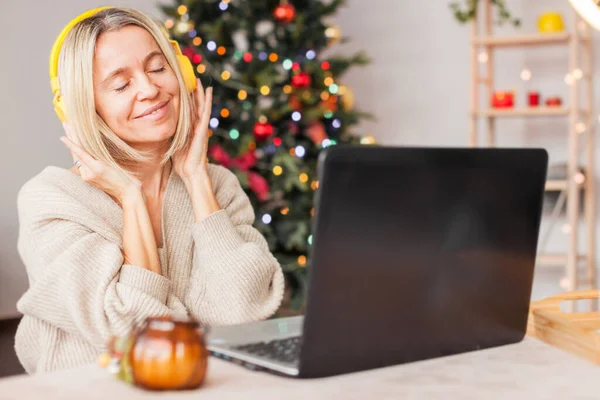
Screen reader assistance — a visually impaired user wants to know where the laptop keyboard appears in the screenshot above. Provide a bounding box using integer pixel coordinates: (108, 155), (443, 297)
(231, 336), (302, 364)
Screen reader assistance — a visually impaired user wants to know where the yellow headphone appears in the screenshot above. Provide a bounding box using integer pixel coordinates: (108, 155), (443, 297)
(49, 6), (197, 122)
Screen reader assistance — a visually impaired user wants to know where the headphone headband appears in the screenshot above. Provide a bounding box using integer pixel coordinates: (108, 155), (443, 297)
(49, 6), (113, 94)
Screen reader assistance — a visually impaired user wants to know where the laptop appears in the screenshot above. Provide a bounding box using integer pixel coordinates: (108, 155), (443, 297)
(206, 145), (548, 379)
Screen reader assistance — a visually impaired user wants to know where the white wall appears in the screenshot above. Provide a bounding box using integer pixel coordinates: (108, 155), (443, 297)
(0, 0), (164, 319)
(332, 0), (600, 284)
(1, 0), (600, 318)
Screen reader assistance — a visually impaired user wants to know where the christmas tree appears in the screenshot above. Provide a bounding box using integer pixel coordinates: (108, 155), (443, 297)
(160, 0), (374, 312)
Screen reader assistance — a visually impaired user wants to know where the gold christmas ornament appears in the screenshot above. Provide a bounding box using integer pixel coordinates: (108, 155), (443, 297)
(340, 85), (354, 110)
(325, 25), (341, 44)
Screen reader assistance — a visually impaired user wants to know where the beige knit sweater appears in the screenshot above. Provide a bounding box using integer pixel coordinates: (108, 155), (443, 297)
(14, 163), (285, 374)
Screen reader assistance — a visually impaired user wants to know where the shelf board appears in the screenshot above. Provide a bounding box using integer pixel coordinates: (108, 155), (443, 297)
(475, 107), (573, 117)
(473, 32), (572, 47)
(537, 253), (587, 265)
(545, 179), (585, 191)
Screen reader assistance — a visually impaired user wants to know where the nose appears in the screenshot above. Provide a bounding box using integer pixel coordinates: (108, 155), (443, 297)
(135, 73), (159, 101)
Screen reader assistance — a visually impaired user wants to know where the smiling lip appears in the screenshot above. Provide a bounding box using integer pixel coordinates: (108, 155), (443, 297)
(135, 100), (169, 119)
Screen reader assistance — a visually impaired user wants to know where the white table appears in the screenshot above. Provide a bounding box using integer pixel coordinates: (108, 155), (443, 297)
(0, 338), (597, 399)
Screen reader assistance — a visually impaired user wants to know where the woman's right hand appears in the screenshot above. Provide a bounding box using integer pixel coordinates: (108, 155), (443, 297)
(59, 122), (142, 205)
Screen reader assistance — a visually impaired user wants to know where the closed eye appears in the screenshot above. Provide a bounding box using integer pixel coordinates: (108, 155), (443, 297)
(114, 66), (167, 93)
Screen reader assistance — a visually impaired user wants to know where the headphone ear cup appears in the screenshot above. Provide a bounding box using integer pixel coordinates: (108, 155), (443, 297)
(53, 94), (67, 122)
(176, 54), (197, 93)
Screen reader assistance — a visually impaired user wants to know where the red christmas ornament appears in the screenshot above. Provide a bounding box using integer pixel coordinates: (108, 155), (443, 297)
(253, 122), (274, 141)
(273, 3), (296, 23)
(306, 121), (328, 145)
(288, 94), (302, 111)
(248, 172), (270, 202)
(292, 72), (311, 88)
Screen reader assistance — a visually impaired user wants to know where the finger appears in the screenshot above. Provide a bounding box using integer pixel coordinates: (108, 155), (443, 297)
(62, 123), (80, 162)
(62, 123), (81, 145)
(194, 78), (206, 117)
(59, 136), (96, 168)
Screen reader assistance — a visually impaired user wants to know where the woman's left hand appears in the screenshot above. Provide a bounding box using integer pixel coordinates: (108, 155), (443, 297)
(173, 78), (213, 186)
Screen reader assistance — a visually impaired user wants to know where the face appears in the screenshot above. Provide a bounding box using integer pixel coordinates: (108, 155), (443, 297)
(93, 25), (180, 151)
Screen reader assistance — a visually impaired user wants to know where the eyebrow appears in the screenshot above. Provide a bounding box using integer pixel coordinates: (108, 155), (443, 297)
(100, 50), (165, 86)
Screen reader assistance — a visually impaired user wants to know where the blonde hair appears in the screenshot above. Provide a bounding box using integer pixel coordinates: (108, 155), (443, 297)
(57, 7), (196, 173)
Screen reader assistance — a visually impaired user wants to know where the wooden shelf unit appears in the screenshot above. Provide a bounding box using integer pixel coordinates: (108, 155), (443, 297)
(469, 1), (596, 294)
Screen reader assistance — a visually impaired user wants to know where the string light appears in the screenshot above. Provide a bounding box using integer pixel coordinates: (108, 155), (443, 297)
(360, 135), (376, 145)
(269, 53), (279, 62)
(273, 137), (282, 146)
(193, 37), (202, 46)
(321, 61), (330, 70)
(238, 90), (247, 100)
(243, 52), (253, 62)
(192, 54), (202, 63)
(176, 21), (189, 34)
(281, 207), (289, 215)
(478, 51), (488, 63)
(324, 111), (333, 118)
(289, 148), (296, 156)
(196, 64), (206, 74)
(298, 255), (307, 267)
(322, 139), (332, 147)
(248, 141), (256, 150)
(299, 173), (309, 183)
(220, 108), (230, 118)
(306, 50), (316, 60)
(229, 129), (239, 139)
(324, 77), (334, 86)
(565, 73), (575, 85)
(177, 5), (188, 15)
(329, 84), (339, 94)
(219, 1), (228, 10)
(295, 145), (306, 157)
(321, 91), (330, 101)
(292, 111), (302, 121)
(311, 180), (319, 190)
(221, 70), (231, 80)
(208, 129), (213, 137)
(259, 52), (268, 61)
(260, 86), (270, 95)
(332, 119), (342, 129)
(188, 29), (197, 38)
(207, 41), (217, 51)
(273, 166), (283, 176)
(209, 118), (219, 128)
(262, 214), (272, 224)
(283, 85), (292, 94)
(217, 46), (227, 55)
(165, 19), (174, 29)
(308, 235), (313, 245)
(283, 59), (293, 70)
(258, 115), (268, 123)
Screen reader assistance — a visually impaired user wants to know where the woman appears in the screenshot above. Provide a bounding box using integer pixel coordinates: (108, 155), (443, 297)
(15, 6), (284, 374)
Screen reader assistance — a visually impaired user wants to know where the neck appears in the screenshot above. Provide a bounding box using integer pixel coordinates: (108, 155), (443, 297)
(124, 141), (172, 199)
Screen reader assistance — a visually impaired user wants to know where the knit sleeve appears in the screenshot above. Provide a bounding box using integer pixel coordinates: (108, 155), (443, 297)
(16, 188), (172, 348)
(185, 166), (285, 326)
